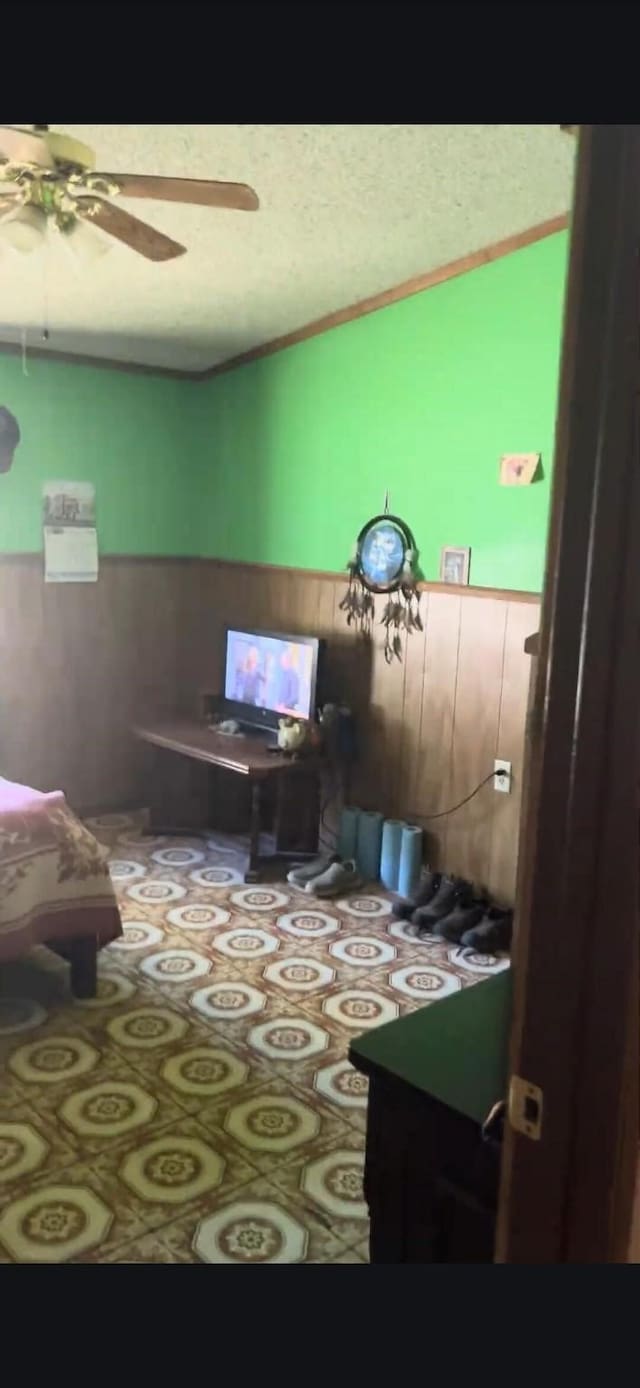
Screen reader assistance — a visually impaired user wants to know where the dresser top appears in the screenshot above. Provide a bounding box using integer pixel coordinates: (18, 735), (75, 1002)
(349, 969), (512, 1125)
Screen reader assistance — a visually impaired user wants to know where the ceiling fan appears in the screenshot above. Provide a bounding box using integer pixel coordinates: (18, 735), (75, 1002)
(0, 125), (259, 262)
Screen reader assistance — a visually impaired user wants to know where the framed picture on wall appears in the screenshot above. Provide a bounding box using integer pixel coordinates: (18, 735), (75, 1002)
(440, 546), (471, 585)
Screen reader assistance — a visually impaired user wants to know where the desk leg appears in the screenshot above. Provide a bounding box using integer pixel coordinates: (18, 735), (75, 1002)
(245, 780), (262, 883)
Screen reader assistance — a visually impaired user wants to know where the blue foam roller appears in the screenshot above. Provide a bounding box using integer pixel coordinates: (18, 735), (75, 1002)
(380, 819), (405, 892)
(338, 806), (360, 861)
(357, 810), (384, 881)
(398, 824), (423, 900)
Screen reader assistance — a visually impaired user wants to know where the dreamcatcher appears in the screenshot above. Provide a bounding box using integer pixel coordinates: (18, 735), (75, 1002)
(339, 499), (422, 662)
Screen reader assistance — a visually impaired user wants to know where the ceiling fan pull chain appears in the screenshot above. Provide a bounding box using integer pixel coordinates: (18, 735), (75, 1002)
(41, 242), (50, 343)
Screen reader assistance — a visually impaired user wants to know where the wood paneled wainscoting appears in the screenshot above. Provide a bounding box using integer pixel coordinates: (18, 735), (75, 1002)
(0, 554), (539, 904)
(180, 560), (540, 905)
(0, 556), (197, 814)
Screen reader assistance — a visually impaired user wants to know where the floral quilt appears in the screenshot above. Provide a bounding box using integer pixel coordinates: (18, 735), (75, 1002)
(0, 777), (122, 962)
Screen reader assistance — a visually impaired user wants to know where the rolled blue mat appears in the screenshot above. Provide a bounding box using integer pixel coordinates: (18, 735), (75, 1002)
(338, 805), (360, 861)
(380, 819), (405, 892)
(357, 810), (384, 881)
(398, 824), (423, 900)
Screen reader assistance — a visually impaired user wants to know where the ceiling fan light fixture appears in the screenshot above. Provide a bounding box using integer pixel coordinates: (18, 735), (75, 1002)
(61, 215), (111, 264)
(1, 124), (260, 264)
(0, 203), (46, 253)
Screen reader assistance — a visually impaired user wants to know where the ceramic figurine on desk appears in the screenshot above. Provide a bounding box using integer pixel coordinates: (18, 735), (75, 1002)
(277, 717), (307, 753)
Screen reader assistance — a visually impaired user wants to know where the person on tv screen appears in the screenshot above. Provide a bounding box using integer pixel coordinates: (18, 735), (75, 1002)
(277, 644), (301, 714)
(235, 645), (264, 706)
(261, 650), (279, 711)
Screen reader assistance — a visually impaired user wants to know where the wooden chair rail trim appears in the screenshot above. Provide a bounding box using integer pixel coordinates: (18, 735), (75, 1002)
(0, 550), (541, 602)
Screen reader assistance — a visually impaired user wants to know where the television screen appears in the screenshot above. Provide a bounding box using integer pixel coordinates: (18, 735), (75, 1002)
(224, 629), (318, 722)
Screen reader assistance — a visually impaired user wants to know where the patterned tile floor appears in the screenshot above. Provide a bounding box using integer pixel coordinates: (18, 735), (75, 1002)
(0, 813), (509, 1264)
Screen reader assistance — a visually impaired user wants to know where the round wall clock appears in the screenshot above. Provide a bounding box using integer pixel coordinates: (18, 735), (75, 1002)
(355, 513), (415, 593)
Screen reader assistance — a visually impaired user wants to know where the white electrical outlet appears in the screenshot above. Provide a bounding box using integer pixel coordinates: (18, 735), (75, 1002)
(494, 759), (512, 793)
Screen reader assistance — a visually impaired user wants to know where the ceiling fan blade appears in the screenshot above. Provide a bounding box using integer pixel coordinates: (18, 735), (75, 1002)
(0, 126), (50, 166)
(96, 172), (259, 212)
(74, 196), (187, 262)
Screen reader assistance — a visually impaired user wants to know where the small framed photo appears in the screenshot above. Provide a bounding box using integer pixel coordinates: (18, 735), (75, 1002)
(440, 546), (471, 586)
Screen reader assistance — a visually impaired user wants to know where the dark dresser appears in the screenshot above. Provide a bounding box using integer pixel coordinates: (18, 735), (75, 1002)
(349, 969), (512, 1263)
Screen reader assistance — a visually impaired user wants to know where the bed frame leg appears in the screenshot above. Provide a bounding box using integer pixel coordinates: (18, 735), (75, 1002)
(70, 937), (98, 999)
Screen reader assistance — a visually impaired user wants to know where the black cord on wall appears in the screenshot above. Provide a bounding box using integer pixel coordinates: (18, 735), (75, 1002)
(318, 767), (507, 853)
(409, 768), (505, 822)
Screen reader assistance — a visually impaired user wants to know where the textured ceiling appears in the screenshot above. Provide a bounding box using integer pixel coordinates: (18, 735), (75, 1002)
(0, 124), (575, 372)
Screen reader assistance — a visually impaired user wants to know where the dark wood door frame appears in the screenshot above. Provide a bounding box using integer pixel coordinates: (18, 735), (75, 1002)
(496, 125), (640, 1262)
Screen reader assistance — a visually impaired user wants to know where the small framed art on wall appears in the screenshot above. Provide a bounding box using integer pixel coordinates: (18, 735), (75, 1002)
(440, 546), (471, 585)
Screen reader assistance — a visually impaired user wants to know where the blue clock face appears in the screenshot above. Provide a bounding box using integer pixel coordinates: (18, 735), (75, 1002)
(360, 521), (406, 588)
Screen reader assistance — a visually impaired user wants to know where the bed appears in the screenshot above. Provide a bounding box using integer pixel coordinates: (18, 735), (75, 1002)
(0, 777), (123, 996)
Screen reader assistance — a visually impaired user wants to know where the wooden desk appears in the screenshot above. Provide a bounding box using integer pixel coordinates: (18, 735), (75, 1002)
(349, 970), (512, 1262)
(134, 718), (321, 882)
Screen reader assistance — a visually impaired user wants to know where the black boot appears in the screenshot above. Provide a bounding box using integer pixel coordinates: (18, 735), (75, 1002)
(460, 908), (513, 953)
(432, 898), (487, 944)
(412, 876), (473, 934)
(391, 868), (441, 921)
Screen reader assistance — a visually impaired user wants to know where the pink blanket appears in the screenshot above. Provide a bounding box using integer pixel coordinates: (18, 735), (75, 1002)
(0, 777), (122, 962)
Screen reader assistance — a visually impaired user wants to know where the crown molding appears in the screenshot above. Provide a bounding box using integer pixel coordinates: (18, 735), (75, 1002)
(198, 214), (569, 380)
(0, 338), (186, 380)
(0, 213), (569, 385)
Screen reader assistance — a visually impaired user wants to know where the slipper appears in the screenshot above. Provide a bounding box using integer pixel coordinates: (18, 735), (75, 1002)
(306, 858), (363, 898)
(287, 853), (339, 888)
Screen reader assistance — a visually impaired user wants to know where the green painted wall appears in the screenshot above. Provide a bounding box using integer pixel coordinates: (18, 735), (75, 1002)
(0, 354), (200, 555)
(0, 231), (568, 585)
(197, 231), (569, 591)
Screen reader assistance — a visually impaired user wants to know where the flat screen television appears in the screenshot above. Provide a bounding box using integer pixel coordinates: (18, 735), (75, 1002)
(223, 626), (323, 732)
